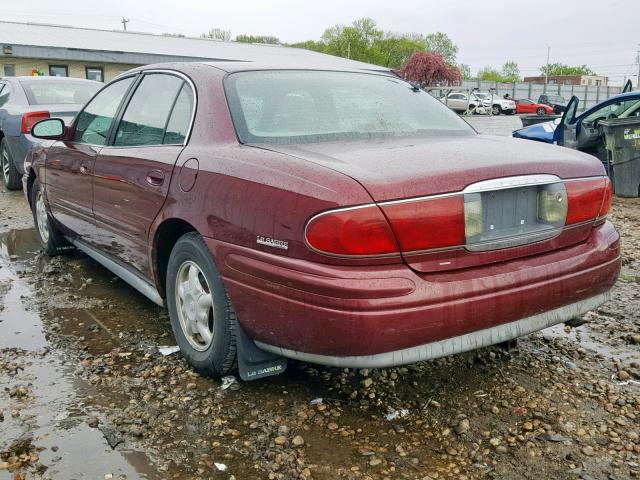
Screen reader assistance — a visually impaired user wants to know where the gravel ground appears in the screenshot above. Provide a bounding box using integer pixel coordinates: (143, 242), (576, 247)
(0, 132), (638, 479)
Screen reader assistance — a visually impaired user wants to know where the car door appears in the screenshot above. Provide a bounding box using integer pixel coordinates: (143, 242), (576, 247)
(521, 100), (534, 113)
(553, 96), (579, 148)
(44, 76), (136, 242)
(91, 72), (194, 275)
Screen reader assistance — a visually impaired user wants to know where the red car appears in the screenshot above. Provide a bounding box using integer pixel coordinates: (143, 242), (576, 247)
(515, 99), (554, 115)
(25, 62), (620, 380)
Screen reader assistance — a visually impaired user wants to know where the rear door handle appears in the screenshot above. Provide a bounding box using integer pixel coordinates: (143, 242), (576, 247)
(146, 170), (164, 186)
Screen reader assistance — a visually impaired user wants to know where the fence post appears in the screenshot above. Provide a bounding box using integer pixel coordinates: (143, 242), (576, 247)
(528, 82), (532, 99)
(584, 85), (588, 111)
(596, 85), (600, 103)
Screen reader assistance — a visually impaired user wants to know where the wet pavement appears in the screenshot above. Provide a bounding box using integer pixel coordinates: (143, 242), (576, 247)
(1, 132), (639, 479)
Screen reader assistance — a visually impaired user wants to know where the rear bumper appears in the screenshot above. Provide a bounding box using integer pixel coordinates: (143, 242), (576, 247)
(256, 291), (610, 368)
(206, 221), (620, 364)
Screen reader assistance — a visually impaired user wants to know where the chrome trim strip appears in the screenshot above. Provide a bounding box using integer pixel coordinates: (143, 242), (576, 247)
(255, 291), (611, 369)
(462, 174), (561, 194)
(68, 237), (165, 307)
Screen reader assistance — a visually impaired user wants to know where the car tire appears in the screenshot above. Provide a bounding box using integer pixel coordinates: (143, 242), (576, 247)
(166, 232), (237, 378)
(491, 105), (502, 115)
(30, 178), (69, 256)
(1, 138), (22, 190)
(536, 107), (547, 115)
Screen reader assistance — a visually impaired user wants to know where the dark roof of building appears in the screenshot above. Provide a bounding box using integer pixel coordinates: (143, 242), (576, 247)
(0, 21), (387, 71)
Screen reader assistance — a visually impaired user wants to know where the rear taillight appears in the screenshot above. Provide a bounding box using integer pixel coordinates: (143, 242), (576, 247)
(380, 196), (465, 251)
(598, 177), (613, 220)
(565, 178), (609, 225)
(305, 176), (611, 258)
(305, 205), (398, 256)
(21, 111), (50, 134)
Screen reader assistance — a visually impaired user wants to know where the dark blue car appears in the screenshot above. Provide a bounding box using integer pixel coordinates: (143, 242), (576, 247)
(513, 89), (640, 162)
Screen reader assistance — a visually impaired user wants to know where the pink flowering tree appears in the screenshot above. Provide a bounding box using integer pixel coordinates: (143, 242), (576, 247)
(399, 51), (461, 87)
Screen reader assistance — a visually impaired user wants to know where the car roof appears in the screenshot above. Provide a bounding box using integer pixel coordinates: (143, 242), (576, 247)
(125, 61), (393, 77)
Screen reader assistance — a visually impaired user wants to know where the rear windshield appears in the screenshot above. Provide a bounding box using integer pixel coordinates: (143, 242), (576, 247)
(225, 70), (474, 144)
(20, 79), (101, 105)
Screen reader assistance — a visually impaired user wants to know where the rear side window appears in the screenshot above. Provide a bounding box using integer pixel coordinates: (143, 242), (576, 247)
(73, 76), (135, 145)
(114, 74), (187, 147)
(163, 84), (194, 144)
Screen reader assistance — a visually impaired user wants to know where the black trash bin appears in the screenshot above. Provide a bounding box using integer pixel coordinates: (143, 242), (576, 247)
(520, 115), (561, 127)
(600, 117), (640, 197)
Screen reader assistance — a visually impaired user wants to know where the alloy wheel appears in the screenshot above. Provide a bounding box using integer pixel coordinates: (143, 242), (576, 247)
(35, 190), (50, 243)
(1, 145), (9, 185)
(175, 260), (214, 351)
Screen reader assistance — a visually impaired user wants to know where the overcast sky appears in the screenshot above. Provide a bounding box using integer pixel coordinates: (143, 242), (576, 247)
(1, 0), (638, 85)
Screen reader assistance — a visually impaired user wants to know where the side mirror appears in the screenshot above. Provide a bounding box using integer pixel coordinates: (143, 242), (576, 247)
(31, 118), (65, 140)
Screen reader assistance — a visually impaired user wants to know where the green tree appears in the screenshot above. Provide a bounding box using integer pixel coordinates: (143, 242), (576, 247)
(478, 66), (503, 82)
(370, 34), (426, 68)
(201, 28), (231, 41)
(289, 40), (327, 53)
(540, 63), (596, 76)
(235, 34), (281, 44)
(458, 63), (473, 80)
(501, 61), (520, 83)
(424, 32), (458, 64)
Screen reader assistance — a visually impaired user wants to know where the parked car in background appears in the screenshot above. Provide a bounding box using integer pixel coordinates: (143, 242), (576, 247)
(440, 91), (485, 114)
(0, 76), (101, 189)
(513, 91), (640, 161)
(25, 62), (619, 381)
(537, 94), (567, 114)
(473, 92), (516, 115)
(515, 98), (554, 115)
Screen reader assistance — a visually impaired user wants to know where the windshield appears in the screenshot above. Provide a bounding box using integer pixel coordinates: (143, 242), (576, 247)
(20, 80), (101, 105)
(225, 70), (474, 144)
(583, 98), (640, 123)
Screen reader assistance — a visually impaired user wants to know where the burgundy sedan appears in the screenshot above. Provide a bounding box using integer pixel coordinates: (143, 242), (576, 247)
(24, 62), (620, 380)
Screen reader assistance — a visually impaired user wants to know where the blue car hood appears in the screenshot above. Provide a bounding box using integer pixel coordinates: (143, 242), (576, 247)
(512, 119), (559, 143)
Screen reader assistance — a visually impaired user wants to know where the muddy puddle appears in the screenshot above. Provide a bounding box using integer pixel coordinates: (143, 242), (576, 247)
(0, 228), (164, 480)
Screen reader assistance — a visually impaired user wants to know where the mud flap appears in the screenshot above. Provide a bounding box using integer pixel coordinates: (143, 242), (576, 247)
(236, 324), (287, 381)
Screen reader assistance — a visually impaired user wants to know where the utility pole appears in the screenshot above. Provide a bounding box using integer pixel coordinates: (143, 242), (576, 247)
(544, 44), (550, 92)
(121, 17), (129, 31)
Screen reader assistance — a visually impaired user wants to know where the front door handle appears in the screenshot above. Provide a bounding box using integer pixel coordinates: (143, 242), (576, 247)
(146, 170), (164, 186)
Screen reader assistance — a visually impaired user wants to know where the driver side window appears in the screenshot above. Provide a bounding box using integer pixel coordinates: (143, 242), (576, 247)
(73, 76), (135, 145)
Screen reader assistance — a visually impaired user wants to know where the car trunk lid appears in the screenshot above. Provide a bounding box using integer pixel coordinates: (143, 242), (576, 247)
(256, 135), (608, 272)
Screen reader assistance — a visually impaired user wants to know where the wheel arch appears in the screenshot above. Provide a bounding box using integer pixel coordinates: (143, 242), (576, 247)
(152, 218), (198, 298)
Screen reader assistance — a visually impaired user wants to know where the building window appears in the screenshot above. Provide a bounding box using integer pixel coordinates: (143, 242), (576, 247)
(49, 65), (68, 77)
(595, 79), (602, 86)
(3, 64), (15, 76)
(85, 67), (103, 82)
